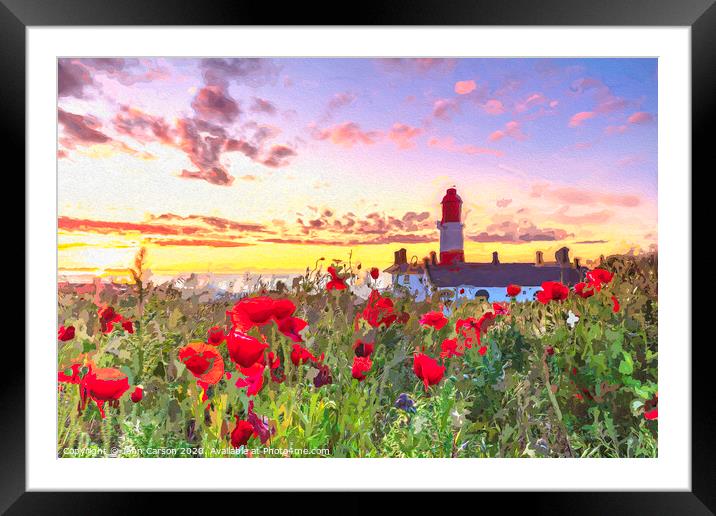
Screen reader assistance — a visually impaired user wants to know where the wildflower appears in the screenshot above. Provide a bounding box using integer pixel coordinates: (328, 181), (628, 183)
(235, 362), (265, 397)
(370, 267), (380, 280)
(536, 281), (569, 304)
(353, 339), (374, 358)
(566, 310), (580, 328)
(507, 284), (521, 297)
(58, 363), (82, 384)
(267, 351), (285, 383)
(80, 366), (130, 418)
(492, 302), (509, 316)
(277, 316), (308, 343)
(313, 363), (333, 388)
(644, 408), (658, 420)
(326, 266), (348, 290)
(231, 416), (255, 448)
(351, 356), (372, 381)
(574, 282), (595, 299)
(477, 345), (488, 356)
(207, 326), (226, 346)
(586, 268), (614, 291)
(290, 344), (323, 366)
(58, 325), (75, 341)
(227, 296), (275, 331)
(179, 341), (225, 387)
(395, 393), (416, 413)
(98, 306), (122, 333)
(545, 346), (555, 356)
(419, 311), (449, 330)
(121, 319), (134, 334)
(226, 329), (268, 368)
(130, 386), (143, 403)
(439, 338), (462, 359)
(413, 353), (445, 391)
(611, 296), (621, 313)
(359, 290), (397, 329)
(247, 401), (274, 444)
(271, 298), (296, 321)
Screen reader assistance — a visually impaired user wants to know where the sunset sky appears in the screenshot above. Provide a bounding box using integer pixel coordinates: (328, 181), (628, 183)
(57, 57), (657, 277)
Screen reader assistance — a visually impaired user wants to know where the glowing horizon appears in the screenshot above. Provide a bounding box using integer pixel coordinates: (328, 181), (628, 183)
(58, 58), (657, 278)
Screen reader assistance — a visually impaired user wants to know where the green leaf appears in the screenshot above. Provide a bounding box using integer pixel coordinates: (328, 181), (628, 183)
(618, 352), (634, 375)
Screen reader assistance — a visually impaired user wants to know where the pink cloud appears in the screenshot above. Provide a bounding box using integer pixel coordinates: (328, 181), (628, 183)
(515, 92), (547, 113)
(432, 99), (460, 121)
(387, 123), (422, 149)
(482, 99), (505, 115)
(568, 111), (596, 128)
(454, 80), (477, 95)
(428, 136), (503, 157)
(314, 122), (381, 148)
(489, 121), (526, 141)
(191, 85), (240, 123)
(605, 124), (628, 135)
(551, 206), (613, 225)
(531, 184), (640, 207)
(628, 111), (654, 124)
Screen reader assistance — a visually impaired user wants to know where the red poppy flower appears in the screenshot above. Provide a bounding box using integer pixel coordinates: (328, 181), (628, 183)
(272, 298), (296, 321)
(313, 363), (333, 388)
(413, 353), (445, 391)
(227, 296), (276, 331)
(419, 311), (449, 330)
(267, 351), (285, 383)
(370, 267), (380, 280)
(290, 344), (323, 366)
(353, 339), (374, 358)
(80, 367), (130, 418)
(507, 284), (521, 297)
(179, 341), (225, 386)
(58, 325), (75, 341)
(492, 302), (509, 316)
(121, 319), (134, 334)
(58, 363), (82, 384)
(326, 266), (348, 290)
(536, 281), (569, 304)
(455, 317), (480, 348)
(478, 345), (488, 356)
(359, 290), (397, 328)
(247, 400), (274, 444)
(586, 268), (613, 290)
(351, 356), (372, 381)
(574, 282), (595, 299)
(545, 346), (555, 356)
(611, 296), (620, 313)
(396, 311), (410, 324)
(277, 316), (308, 343)
(226, 329), (269, 368)
(98, 306), (122, 333)
(439, 338), (462, 359)
(644, 408), (658, 420)
(235, 363), (265, 397)
(130, 386), (143, 403)
(231, 416), (255, 448)
(207, 326), (226, 346)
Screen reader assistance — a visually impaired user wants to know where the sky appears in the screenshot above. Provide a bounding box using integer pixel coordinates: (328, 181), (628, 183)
(57, 57), (657, 278)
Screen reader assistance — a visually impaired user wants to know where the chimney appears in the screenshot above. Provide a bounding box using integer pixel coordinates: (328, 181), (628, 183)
(555, 247), (570, 266)
(535, 250), (544, 266)
(429, 251), (438, 265)
(574, 257), (581, 269)
(492, 251), (499, 265)
(394, 248), (407, 265)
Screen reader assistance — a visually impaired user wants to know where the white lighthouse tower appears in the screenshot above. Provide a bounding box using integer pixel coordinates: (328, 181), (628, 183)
(437, 187), (465, 265)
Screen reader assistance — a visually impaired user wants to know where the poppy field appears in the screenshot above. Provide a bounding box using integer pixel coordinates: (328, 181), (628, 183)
(57, 253), (658, 458)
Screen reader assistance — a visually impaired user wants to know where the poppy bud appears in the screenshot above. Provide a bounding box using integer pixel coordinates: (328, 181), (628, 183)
(131, 386), (143, 403)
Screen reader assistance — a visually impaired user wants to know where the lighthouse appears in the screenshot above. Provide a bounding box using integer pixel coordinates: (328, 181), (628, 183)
(437, 187), (465, 265)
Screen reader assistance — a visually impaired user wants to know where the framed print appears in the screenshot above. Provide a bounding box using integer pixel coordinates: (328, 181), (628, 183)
(7, 0), (712, 512)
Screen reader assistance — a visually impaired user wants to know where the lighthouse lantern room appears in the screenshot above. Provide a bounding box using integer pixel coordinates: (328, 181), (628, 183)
(437, 187), (465, 265)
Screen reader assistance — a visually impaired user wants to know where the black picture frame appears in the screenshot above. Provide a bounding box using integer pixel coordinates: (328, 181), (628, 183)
(5, 0), (711, 513)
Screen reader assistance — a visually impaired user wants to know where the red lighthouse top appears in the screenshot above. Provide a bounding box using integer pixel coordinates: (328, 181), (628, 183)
(441, 188), (462, 223)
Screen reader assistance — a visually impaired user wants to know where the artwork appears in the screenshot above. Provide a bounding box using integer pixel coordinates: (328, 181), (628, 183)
(57, 58), (657, 458)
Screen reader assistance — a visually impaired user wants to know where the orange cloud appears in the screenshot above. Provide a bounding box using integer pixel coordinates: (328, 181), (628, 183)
(482, 99), (505, 115)
(387, 123), (422, 149)
(627, 111), (654, 124)
(454, 80), (477, 95)
(489, 121), (526, 141)
(313, 122), (381, 148)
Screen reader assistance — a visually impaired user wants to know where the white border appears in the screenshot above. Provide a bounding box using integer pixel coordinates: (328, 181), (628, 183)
(28, 27), (690, 491)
